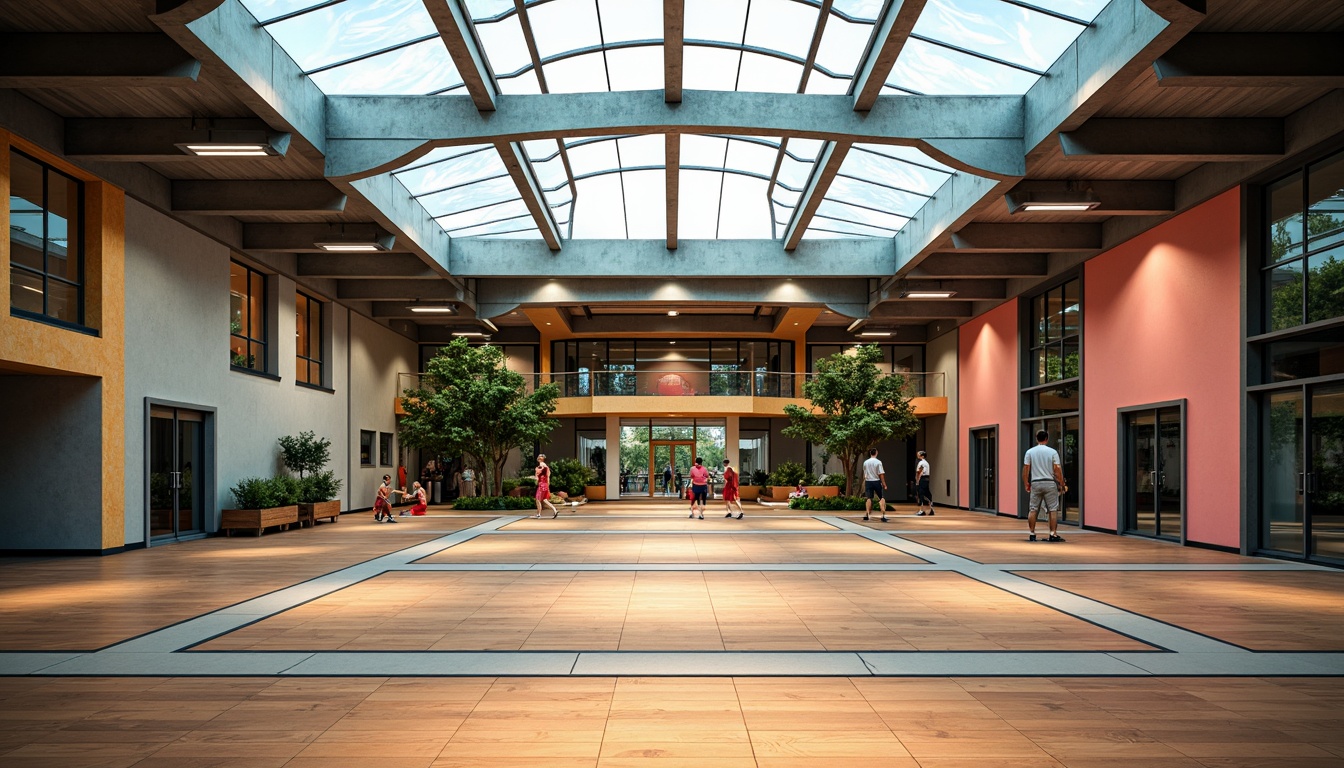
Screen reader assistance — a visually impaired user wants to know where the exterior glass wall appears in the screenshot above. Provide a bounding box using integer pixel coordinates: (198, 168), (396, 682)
(1022, 276), (1082, 523)
(552, 339), (793, 397)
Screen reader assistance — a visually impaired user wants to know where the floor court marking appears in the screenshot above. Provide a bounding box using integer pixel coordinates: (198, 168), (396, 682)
(5, 513), (1342, 678)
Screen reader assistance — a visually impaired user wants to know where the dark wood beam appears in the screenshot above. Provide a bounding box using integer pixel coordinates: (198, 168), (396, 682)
(664, 0), (684, 103)
(298, 254), (439, 279)
(869, 301), (972, 319)
(0, 34), (199, 88)
(1155, 33), (1344, 88)
(243, 223), (397, 253)
(851, 0), (928, 111)
(1004, 180), (1175, 216)
(494, 141), (562, 250)
(338, 279), (459, 302)
(171, 180), (346, 216)
(907, 253), (1049, 279)
(950, 223), (1102, 253)
(666, 134), (680, 250)
(783, 141), (851, 251)
(1060, 118), (1284, 162)
(422, 0), (497, 111)
(65, 118), (288, 161)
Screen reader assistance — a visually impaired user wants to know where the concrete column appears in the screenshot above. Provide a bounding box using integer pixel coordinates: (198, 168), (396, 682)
(605, 414), (621, 500)
(725, 416), (740, 467)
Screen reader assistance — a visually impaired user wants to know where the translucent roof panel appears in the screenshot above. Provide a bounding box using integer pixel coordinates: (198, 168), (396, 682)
(392, 145), (540, 239)
(802, 143), (956, 240)
(564, 135), (666, 239)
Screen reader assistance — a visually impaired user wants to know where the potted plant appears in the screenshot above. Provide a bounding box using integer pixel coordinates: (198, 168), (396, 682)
(221, 476), (300, 536)
(767, 461), (815, 501)
(279, 431), (343, 526)
(549, 458), (597, 501)
(806, 473), (846, 498)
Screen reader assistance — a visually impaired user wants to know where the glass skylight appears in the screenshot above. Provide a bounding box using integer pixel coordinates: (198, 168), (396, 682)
(393, 145), (541, 239)
(803, 144), (955, 239)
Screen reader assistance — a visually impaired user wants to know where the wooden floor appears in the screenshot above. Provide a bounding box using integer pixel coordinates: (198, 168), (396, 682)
(2, 502), (1343, 767)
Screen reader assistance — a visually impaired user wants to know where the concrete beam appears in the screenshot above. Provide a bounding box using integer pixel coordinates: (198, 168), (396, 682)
(297, 254), (439, 279)
(571, 316), (778, 336)
(450, 238), (894, 278)
(891, 174), (1008, 269)
(324, 91), (1025, 179)
(243, 223), (396, 253)
(0, 34), (200, 88)
(1003, 180), (1175, 216)
(869, 301), (972, 319)
(907, 252), (1048, 279)
(494, 142), (561, 250)
(783, 141), (851, 251)
(851, 0), (928, 111)
(422, 0), (497, 111)
(950, 223), (1101, 253)
(475, 278), (871, 319)
(64, 118), (289, 161)
(1060, 119), (1284, 162)
(1154, 34), (1344, 88)
(666, 134), (680, 249)
(664, 0), (684, 103)
(171, 180), (346, 215)
(337, 279), (460, 302)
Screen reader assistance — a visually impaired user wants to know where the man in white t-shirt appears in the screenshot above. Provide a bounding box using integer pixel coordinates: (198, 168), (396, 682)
(914, 450), (933, 516)
(861, 448), (887, 523)
(1021, 430), (1067, 542)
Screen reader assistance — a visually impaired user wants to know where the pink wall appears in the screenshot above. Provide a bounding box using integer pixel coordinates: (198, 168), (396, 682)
(1084, 188), (1242, 546)
(958, 299), (1019, 512)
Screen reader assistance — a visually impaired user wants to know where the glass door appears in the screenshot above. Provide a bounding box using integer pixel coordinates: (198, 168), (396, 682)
(650, 441), (696, 498)
(1308, 385), (1344, 561)
(1263, 390), (1306, 555)
(1024, 417), (1080, 524)
(149, 406), (206, 540)
(1122, 405), (1183, 541)
(970, 427), (996, 511)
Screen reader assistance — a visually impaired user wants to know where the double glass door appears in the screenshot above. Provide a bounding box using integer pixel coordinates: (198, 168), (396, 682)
(1263, 384), (1344, 561)
(1122, 405), (1184, 540)
(650, 441), (696, 497)
(970, 427), (997, 511)
(149, 406), (206, 540)
(1024, 416), (1080, 522)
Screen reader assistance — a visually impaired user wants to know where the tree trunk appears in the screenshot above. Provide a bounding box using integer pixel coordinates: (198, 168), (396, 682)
(841, 454), (859, 497)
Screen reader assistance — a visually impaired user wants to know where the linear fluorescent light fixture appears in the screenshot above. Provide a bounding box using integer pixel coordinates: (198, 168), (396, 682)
(407, 305), (456, 314)
(176, 129), (290, 158)
(846, 319), (865, 332)
(901, 290), (957, 299)
(480, 318), (499, 332)
(313, 232), (395, 252)
(1006, 189), (1101, 214)
(452, 331), (489, 337)
(858, 331), (893, 337)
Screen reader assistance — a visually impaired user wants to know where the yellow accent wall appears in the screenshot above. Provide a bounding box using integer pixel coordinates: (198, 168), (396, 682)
(0, 131), (126, 550)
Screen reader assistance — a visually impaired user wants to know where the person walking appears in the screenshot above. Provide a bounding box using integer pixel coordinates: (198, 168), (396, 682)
(914, 450), (934, 516)
(721, 459), (744, 519)
(373, 475), (398, 523)
(862, 448), (888, 523)
(662, 462), (674, 496)
(688, 457), (710, 519)
(533, 453), (561, 519)
(1022, 430), (1067, 542)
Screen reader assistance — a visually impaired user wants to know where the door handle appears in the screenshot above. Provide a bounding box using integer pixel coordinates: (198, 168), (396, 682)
(1297, 473), (1305, 494)
(1306, 473), (1317, 494)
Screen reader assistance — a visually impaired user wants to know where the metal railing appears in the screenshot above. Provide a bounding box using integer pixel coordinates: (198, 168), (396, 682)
(399, 370), (946, 399)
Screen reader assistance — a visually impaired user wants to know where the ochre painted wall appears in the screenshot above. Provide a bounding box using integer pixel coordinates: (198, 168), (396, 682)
(957, 299), (1018, 514)
(1083, 188), (1242, 546)
(0, 131), (126, 550)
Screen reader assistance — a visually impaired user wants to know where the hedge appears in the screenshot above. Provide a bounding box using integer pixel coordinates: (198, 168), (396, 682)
(452, 496), (541, 511)
(787, 495), (869, 511)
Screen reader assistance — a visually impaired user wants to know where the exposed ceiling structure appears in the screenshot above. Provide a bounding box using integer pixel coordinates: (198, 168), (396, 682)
(3, 0), (1343, 342)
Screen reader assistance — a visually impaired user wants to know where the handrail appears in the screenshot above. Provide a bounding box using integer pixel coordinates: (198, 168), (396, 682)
(398, 370), (946, 398)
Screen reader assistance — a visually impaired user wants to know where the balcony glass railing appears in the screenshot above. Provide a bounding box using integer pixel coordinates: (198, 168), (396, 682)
(399, 371), (946, 400)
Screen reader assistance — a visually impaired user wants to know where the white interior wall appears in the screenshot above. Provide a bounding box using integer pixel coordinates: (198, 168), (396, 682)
(926, 328), (960, 507)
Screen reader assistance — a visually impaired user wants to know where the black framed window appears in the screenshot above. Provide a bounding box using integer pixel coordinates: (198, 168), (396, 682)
(229, 261), (268, 373)
(1022, 276), (1082, 523)
(9, 149), (85, 328)
(549, 339), (794, 397)
(295, 291), (323, 386)
(379, 432), (393, 467)
(360, 430), (375, 467)
(1265, 149), (1344, 332)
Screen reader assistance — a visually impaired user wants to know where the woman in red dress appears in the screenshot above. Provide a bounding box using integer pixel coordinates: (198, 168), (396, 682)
(721, 459), (744, 520)
(533, 454), (561, 519)
(405, 481), (428, 515)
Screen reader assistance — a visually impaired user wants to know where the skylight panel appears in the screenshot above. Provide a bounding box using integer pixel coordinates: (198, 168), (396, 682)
(241, 0), (327, 24)
(528, 0), (602, 60)
(308, 38), (464, 95)
(1019, 0), (1110, 23)
(571, 175), (628, 238)
(737, 54), (804, 94)
(845, 146), (945, 196)
(438, 199), (532, 232)
(683, 46), (742, 91)
(565, 138), (622, 176)
(830, 0), (883, 22)
(679, 170), (724, 239)
(804, 71), (851, 94)
(605, 47), (664, 91)
(681, 135), (729, 169)
(825, 175), (928, 219)
(498, 69), (543, 94)
(473, 13), (533, 76)
(809, 216), (894, 237)
(622, 169), (667, 239)
(544, 52), (610, 93)
(812, 12), (873, 79)
(263, 0), (437, 73)
(744, 0), (819, 60)
(465, 0), (516, 20)
(886, 37), (1038, 94)
(421, 176), (522, 218)
(453, 217), (540, 237)
(685, 0), (749, 45)
(914, 0), (1082, 74)
(394, 145), (492, 186)
(816, 198), (908, 230)
(598, 0), (662, 44)
(725, 137), (779, 177)
(788, 138), (827, 161)
(718, 175), (772, 238)
(408, 147), (504, 192)
(618, 135), (664, 168)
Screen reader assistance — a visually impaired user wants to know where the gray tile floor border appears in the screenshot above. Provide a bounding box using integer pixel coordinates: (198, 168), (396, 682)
(8, 513), (1342, 679)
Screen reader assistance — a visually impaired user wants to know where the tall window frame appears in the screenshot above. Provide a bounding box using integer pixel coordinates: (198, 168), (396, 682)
(295, 290), (324, 387)
(9, 148), (86, 330)
(1263, 149), (1344, 333)
(229, 261), (269, 374)
(1020, 275), (1083, 525)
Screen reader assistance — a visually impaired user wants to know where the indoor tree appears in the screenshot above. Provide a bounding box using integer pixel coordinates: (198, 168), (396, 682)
(782, 344), (920, 496)
(398, 338), (560, 496)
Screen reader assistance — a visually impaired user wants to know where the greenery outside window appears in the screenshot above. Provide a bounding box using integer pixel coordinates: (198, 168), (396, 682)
(295, 291), (323, 386)
(1027, 277), (1081, 416)
(1266, 149), (1344, 331)
(229, 261), (267, 372)
(9, 149), (84, 328)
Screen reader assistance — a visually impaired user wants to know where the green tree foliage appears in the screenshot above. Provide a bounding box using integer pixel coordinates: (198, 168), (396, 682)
(278, 431), (332, 478)
(782, 345), (920, 496)
(1269, 214), (1344, 330)
(398, 339), (560, 496)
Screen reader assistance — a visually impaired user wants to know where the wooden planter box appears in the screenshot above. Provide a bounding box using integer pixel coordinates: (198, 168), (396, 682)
(297, 500), (341, 527)
(737, 486), (760, 501)
(770, 486), (796, 501)
(221, 505), (299, 536)
(805, 485), (840, 498)
(584, 485), (606, 501)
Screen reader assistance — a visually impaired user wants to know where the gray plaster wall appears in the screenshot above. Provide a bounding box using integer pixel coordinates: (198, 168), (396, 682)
(925, 329), (960, 507)
(123, 199), (414, 542)
(347, 310), (416, 509)
(0, 375), (103, 550)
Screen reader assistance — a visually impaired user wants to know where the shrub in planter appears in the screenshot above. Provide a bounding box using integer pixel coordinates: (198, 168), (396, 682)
(501, 478), (520, 495)
(767, 461), (815, 488)
(230, 476), (282, 510)
(548, 458), (596, 497)
(819, 473), (849, 487)
(788, 495), (869, 511)
(224, 476), (300, 536)
(452, 495), (540, 511)
(280, 432), (343, 525)
(516, 475), (538, 491)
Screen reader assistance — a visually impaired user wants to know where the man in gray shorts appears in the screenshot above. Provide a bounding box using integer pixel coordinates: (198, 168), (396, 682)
(1021, 430), (1066, 542)
(861, 448), (888, 523)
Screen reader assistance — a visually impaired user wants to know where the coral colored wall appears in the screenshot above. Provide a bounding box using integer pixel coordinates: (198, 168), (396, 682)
(1084, 189), (1241, 546)
(958, 299), (1019, 513)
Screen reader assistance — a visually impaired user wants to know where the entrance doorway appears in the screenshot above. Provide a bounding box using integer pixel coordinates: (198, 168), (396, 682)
(1263, 383), (1344, 562)
(1024, 416), (1080, 524)
(970, 426), (997, 511)
(1121, 403), (1184, 541)
(651, 441), (696, 497)
(148, 405), (209, 541)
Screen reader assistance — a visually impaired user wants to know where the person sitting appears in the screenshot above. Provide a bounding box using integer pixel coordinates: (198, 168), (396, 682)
(788, 482), (808, 499)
